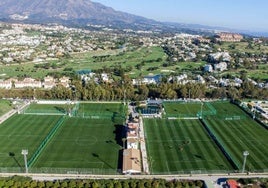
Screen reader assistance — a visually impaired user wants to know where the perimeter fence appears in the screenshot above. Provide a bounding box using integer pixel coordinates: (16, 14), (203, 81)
(0, 167), (267, 175)
(200, 118), (240, 170)
(27, 116), (65, 167)
(0, 167), (121, 175)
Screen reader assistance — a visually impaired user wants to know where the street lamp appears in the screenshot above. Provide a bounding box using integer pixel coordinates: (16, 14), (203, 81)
(242, 151), (249, 173)
(21, 149), (28, 173)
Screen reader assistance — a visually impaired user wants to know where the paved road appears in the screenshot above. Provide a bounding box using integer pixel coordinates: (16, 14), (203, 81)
(26, 172), (268, 188)
(0, 101), (29, 124)
(0, 172), (267, 182)
(139, 117), (149, 174)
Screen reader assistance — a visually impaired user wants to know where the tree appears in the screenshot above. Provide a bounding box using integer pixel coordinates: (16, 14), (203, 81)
(114, 181), (122, 188)
(122, 181), (130, 188)
(241, 80), (258, 98)
(136, 85), (149, 100)
(228, 87), (241, 101)
(209, 87), (227, 99)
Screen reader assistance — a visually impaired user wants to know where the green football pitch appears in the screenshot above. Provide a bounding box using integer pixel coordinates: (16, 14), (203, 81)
(0, 114), (61, 167)
(163, 101), (214, 118)
(204, 102), (268, 171)
(0, 102), (125, 174)
(34, 118), (123, 173)
(144, 119), (233, 174)
(24, 103), (68, 114)
(144, 101), (268, 174)
(77, 102), (124, 116)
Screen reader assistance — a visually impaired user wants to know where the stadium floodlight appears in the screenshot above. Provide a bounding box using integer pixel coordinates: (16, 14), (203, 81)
(21, 149), (28, 173)
(124, 89), (126, 106)
(200, 102), (204, 119)
(188, 89), (191, 101)
(242, 150), (249, 173)
(253, 106), (256, 119)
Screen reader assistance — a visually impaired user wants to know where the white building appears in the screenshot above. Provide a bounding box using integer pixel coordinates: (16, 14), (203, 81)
(210, 52), (231, 62)
(204, 64), (213, 72)
(101, 73), (109, 82)
(0, 79), (12, 89)
(127, 123), (139, 139)
(234, 78), (243, 87)
(127, 138), (139, 149)
(59, 76), (70, 88)
(43, 76), (56, 89)
(14, 78), (42, 88)
(219, 78), (230, 87)
(197, 75), (206, 84)
(208, 76), (218, 84)
(214, 62), (228, 72)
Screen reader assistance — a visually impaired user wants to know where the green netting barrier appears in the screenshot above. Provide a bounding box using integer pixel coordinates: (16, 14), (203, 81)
(164, 113), (198, 118)
(27, 116), (65, 167)
(200, 118), (240, 170)
(18, 104), (30, 114)
(75, 112), (125, 118)
(71, 102), (80, 116)
(29, 167), (121, 175)
(0, 167), (121, 174)
(204, 102), (217, 115)
(209, 115), (246, 120)
(163, 100), (201, 104)
(119, 103), (127, 115)
(1, 166), (267, 174)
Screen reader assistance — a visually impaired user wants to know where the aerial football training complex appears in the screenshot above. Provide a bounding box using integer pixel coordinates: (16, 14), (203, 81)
(0, 100), (267, 175)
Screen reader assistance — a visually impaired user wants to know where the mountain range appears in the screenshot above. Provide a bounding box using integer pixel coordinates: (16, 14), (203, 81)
(0, 0), (162, 30)
(0, 0), (267, 36)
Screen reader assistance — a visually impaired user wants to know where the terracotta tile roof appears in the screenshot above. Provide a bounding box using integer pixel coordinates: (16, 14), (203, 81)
(122, 149), (141, 174)
(227, 179), (239, 188)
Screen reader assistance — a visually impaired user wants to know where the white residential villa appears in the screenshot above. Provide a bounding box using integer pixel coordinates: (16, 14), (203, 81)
(43, 76), (56, 89)
(0, 76), (70, 89)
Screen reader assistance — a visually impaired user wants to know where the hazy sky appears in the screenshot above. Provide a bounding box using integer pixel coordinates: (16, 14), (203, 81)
(92, 0), (267, 32)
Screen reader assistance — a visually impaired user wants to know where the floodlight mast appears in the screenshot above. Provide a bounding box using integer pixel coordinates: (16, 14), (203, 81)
(253, 106), (256, 119)
(200, 102), (203, 119)
(124, 89), (126, 106)
(242, 151), (249, 173)
(21, 149), (28, 173)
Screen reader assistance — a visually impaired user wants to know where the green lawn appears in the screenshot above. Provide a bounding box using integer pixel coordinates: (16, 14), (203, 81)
(204, 102), (268, 171)
(77, 102), (124, 117)
(0, 99), (12, 116)
(204, 118), (268, 171)
(163, 101), (214, 118)
(215, 42), (268, 54)
(0, 46), (206, 79)
(0, 115), (61, 168)
(144, 119), (233, 174)
(209, 101), (249, 118)
(34, 118), (123, 174)
(24, 103), (69, 114)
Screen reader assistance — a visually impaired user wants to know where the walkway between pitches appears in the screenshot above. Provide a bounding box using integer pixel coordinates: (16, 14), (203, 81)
(139, 117), (150, 174)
